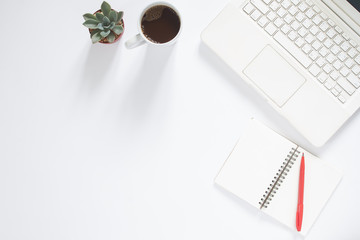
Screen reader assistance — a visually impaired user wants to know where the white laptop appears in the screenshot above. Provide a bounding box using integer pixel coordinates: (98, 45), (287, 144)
(201, 0), (360, 146)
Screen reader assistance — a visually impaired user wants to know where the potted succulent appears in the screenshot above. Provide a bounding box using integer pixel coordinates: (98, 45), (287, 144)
(83, 1), (124, 44)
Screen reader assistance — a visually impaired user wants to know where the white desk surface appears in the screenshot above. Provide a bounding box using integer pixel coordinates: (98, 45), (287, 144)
(0, 0), (359, 239)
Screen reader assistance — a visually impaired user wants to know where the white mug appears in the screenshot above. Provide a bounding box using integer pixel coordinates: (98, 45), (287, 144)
(125, 2), (182, 49)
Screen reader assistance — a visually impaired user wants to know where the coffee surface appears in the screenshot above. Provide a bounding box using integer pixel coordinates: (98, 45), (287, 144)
(141, 5), (180, 44)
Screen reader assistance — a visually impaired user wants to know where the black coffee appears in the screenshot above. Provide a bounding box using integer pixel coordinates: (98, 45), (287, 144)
(141, 5), (181, 44)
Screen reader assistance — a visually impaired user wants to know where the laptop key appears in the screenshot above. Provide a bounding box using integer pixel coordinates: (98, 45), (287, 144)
(316, 32), (326, 42)
(318, 72), (327, 83)
(323, 64), (332, 74)
(312, 40), (322, 50)
(333, 60), (342, 70)
(313, 5), (321, 13)
(309, 51), (319, 61)
(334, 85), (343, 93)
(324, 39), (333, 48)
(265, 23), (277, 35)
(319, 22), (329, 31)
(298, 3), (308, 12)
(326, 54), (336, 64)
(298, 27), (307, 37)
(302, 44), (312, 54)
(258, 16), (270, 27)
(341, 41), (351, 51)
(277, 8), (287, 18)
(338, 94), (346, 103)
(251, 9), (262, 21)
(340, 67), (350, 77)
(274, 18), (284, 28)
(333, 35), (343, 45)
(337, 77), (356, 95)
(349, 39), (357, 48)
(295, 38), (305, 47)
(330, 71), (339, 80)
(267, 11), (277, 21)
(251, 0), (269, 14)
(289, 6), (298, 16)
(347, 74), (360, 88)
(288, 31), (298, 41)
(309, 25), (319, 35)
(342, 32), (350, 40)
(291, 0), (300, 6)
(348, 48), (358, 58)
(312, 15), (322, 25)
(324, 79), (336, 89)
(282, 0), (291, 9)
(326, 28), (336, 39)
(352, 65), (360, 75)
(270, 1), (280, 11)
(243, 3), (255, 14)
(309, 64), (321, 76)
(355, 55), (360, 64)
(335, 26), (343, 33)
(345, 58), (354, 68)
(274, 31), (312, 68)
(338, 52), (348, 62)
(316, 57), (326, 67)
(305, 34), (315, 44)
(305, 0), (314, 6)
(302, 18), (312, 28)
(295, 12), (305, 22)
(327, 19), (335, 27)
(331, 88), (340, 96)
(305, 8), (315, 19)
(281, 24), (291, 34)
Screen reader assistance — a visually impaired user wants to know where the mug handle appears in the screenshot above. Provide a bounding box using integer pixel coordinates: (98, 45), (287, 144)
(125, 33), (146, 49)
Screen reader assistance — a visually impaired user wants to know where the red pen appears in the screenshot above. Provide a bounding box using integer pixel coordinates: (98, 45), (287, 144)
(296, 153), (305, 231)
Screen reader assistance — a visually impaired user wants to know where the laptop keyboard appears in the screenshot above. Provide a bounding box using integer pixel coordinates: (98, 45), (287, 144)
(243, 0), (360, 103)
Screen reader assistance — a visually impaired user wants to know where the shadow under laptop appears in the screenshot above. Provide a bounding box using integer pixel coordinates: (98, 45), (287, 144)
(198, 42), (319, 154)
(325, 108), (360, 148)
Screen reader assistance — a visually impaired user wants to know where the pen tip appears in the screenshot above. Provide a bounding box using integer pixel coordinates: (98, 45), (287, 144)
(302, 153), (304, 157)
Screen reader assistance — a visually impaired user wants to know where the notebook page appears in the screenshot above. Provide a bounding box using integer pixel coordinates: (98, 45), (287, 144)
(215, 119), (295, 209)
(264, 147), (343, 236)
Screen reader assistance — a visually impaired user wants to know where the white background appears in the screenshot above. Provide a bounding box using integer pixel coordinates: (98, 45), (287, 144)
(0, 0), (359, 239)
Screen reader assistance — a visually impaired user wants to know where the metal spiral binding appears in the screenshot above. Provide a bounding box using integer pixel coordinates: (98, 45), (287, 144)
(259, 146), (300, 209)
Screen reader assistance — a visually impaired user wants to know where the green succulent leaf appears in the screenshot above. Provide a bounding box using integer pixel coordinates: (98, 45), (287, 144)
(91, 31), (103, 43)
(83, 19), (101, 29)
(117, 11), (123, 22)
(101, 1), (111, 17)
(96, 13), (104, 22)
(103, 16), (110, 25)
(112, 25), (123, 35)
(90, 29), (101, 37)
(107, 32), (116, 43)
(96, 23), (104, 30)
(83, 13), (97, 21)
(103, 22), (113, 29)
(100, 29), (110, 38)
(109, 10), (118, 22)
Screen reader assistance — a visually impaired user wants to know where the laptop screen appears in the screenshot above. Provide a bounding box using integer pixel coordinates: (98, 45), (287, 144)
(347, 0), (360, 13)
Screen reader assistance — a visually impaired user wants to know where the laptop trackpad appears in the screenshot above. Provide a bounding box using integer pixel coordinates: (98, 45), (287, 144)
(243, 45), (306, 107)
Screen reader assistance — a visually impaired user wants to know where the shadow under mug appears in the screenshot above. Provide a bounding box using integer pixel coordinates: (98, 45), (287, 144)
(125, 2), (182, 49)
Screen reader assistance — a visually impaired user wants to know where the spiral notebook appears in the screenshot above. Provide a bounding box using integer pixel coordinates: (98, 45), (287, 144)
(215, 119), (342, 236)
